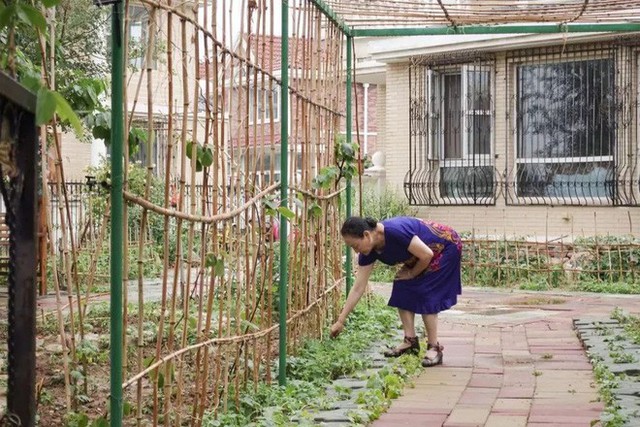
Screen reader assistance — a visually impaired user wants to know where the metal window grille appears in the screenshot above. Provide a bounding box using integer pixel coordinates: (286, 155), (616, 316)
(505, 39), (640, 206)
(128, 121), (170, 176)
(407, 53), (497, 206)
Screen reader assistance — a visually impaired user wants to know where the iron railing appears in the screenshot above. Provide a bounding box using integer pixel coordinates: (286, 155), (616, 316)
(505, 40), (640, 206)
(406, 39), (640, 207)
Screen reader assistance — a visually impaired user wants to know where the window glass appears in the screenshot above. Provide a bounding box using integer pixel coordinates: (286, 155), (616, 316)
(516, 58), (615, 199)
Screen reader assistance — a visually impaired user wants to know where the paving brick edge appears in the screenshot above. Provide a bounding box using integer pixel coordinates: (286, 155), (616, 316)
(574, 317), (640, 425)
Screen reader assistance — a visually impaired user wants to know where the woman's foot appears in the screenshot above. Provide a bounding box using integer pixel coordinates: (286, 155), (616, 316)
(384, 336), (420, 357)
(422, 342), (443, 367)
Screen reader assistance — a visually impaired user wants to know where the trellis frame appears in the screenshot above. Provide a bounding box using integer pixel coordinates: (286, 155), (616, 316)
(103, 1), (640, 425)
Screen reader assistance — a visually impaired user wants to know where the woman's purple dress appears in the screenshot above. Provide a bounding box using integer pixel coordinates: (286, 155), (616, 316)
(358, 217), (463, 314)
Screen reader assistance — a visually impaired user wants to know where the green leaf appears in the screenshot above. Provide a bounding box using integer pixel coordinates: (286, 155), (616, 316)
(158, 372), (164, 388)
(70, 369), (84, 382)
(0, 5), (17, 30)
(263, 199), (278, 211)
(77, 413), (89, 427)
(16, 4), (46, 33)
(205, 253), (225, 276)
(277, 206), (295, 221)
(122, 401), (133, 416)
(340, 142), (355, 158)
(205, 253), (217, 268)
(130, 126), (148, 143)
(92, 125), (110, 144)
(186, 140), (195, 160)
(308, 202), (322, 218)
(36, 87), (57, 126)
(51, 90), (84, 136)
(201, 147), (214, 167)
(143, 356), (155, 369)
(20, 73), (41, 92)
(214, 259), (225, 277)
(91, 417), (109, 427)
(41, 0), (62, 9)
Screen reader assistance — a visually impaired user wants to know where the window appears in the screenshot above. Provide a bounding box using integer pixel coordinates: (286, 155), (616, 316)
(248, 86), (280, 124)
(434, 67), (493, 199)
(514, 57), (615, 202)
(129, 123), (170, 176)
(235, 145), (301, 188)
(407, 58), (495, 205)
(128, 5), (155, 70)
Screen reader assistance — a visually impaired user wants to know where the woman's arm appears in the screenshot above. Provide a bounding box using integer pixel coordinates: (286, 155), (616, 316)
(395, 235), (434, 280)
(330, 263), (374, 338)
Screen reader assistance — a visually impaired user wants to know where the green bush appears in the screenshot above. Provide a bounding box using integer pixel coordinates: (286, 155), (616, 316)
(356, 187), (417, 221)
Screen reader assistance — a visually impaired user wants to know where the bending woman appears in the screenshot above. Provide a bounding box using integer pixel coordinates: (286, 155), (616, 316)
(330, 216), (463, 367)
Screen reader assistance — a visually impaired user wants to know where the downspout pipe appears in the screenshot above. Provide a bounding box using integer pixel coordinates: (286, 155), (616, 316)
(363, 83), (369, 156)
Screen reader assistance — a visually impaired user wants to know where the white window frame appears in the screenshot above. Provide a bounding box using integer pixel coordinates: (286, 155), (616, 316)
(427, 64), (494, 203)
(248, 85), (280, 125)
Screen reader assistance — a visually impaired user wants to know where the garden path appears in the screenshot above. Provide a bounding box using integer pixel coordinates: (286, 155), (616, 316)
(368, 285), (640, 427)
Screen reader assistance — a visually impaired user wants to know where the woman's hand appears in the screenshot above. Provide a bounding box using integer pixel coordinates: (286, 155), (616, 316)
(395, 266), (413, 281)
(330, 320), (344, 338)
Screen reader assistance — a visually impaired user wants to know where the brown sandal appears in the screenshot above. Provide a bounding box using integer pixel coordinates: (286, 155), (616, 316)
(422, 342), (443, 367)
(383, 336), (420, 357)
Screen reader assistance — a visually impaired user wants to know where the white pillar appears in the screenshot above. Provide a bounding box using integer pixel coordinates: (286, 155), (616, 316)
(90, 139), (107, 166)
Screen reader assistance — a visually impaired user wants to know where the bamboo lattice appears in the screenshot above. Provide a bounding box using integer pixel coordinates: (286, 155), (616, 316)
(29, 0), (640, 424)
(38, 0), (347, 424)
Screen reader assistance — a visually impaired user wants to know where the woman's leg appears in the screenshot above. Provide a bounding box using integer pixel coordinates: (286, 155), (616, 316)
(398, 309), (416, 340)
(422, 313), (439, 357)
(388, 309), (416, 350)
(383, 309), (420, 357)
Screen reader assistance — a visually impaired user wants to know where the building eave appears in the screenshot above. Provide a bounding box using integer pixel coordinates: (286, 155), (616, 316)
(369, 31), (640, 63)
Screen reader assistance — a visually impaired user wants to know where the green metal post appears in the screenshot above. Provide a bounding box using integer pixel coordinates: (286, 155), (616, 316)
(278, 0), (289, 387)
(109, 1), (124, 425)
(345, 36), (353, 295)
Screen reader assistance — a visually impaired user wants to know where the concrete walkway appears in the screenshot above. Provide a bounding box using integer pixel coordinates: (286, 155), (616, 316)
(368, 285), (640, 427)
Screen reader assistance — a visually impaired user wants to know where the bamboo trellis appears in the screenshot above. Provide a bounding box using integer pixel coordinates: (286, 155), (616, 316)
(35, 0), (348, 424)
(20, 0), (640, 424)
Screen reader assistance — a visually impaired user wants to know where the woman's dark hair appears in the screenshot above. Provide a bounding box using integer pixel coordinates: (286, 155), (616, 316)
(341, 216), (378, 237)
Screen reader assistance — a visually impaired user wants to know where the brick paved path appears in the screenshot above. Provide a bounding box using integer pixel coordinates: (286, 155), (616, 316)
(368, 286), (640, 427)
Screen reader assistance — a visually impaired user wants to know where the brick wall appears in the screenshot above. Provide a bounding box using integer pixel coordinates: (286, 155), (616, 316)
(59, 133), (92, 181)
(339, 83), (378, 156)
(384, 63), (411, 192)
